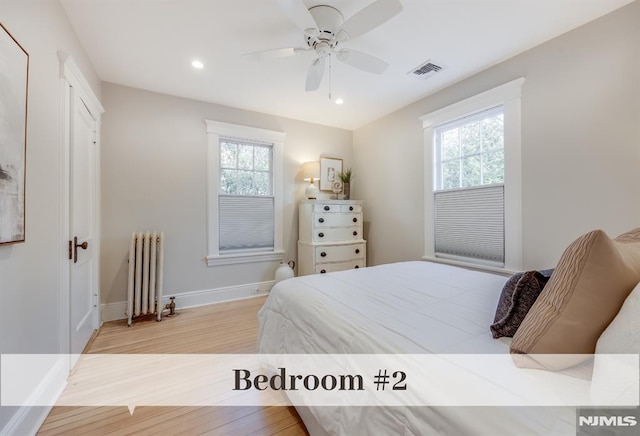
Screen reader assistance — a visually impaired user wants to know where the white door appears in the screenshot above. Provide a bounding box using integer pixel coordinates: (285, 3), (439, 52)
(69, 90), (99, 357)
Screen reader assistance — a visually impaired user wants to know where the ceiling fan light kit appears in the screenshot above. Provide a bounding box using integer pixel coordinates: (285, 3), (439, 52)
(248, 0), (403, 92)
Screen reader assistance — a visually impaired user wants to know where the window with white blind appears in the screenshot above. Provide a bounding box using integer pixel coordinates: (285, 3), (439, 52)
(219, 139), (273, 252)
(206, 120), (285, 266)
(433, 107), (505, 265)
(421, 78), (524, 271)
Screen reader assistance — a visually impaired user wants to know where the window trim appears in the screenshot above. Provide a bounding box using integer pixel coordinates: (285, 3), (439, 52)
(419, 78), (525, 271)
(205, 120), (285, 267)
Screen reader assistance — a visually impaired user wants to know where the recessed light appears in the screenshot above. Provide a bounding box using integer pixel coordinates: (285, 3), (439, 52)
(335, 98), (344, 105)
(192, 60), (204, 69)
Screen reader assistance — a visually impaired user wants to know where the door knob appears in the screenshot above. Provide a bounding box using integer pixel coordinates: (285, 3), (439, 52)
(73, 236), (88, 263)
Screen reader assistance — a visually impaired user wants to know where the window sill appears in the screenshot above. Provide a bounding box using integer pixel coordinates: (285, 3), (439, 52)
(421, 255), (517, 276)
(206, 251), (285, 267)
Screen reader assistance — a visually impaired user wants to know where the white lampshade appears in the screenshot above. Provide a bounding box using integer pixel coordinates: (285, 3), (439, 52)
(301, 161), (320, 199)
(302, 161), (320, 181)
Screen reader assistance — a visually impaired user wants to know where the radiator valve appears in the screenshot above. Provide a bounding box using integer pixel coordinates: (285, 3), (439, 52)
(164, 296), (176, 316)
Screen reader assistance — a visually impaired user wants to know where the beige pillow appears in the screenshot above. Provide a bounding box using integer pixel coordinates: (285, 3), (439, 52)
(510, 228), (640, 370)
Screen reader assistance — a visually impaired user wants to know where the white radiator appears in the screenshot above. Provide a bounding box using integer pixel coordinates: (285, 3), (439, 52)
(127, 231), (164, 326)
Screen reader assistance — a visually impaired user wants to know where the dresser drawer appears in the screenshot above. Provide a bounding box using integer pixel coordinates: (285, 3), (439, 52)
(312, 204), (362, 214)
(313, 212), (362, 228)
(315, 244), (364, 263)
(313, 204), (338, 213)
(316, 260), (364, 274)
(313, 227), (362, 242)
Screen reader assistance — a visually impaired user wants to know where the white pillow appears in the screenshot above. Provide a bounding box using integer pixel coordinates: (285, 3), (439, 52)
(596, 281), (640, 353)
(591, 281), (640, 405)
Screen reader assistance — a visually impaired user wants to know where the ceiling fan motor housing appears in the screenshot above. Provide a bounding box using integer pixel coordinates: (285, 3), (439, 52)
(306, 5), (344, 49)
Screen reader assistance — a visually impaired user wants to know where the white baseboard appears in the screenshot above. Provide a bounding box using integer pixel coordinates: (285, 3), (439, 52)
(0, 357), (68, 436)
(100, 280), (275, 322)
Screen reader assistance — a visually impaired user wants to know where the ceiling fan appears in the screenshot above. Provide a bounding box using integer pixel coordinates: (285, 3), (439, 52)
(246, 0), (403, 92)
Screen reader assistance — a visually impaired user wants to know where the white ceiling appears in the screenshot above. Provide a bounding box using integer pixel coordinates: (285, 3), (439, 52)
(60, 0), (633, 130)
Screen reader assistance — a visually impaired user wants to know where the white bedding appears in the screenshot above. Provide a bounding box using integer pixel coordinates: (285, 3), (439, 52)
(257, 261), (578, 435)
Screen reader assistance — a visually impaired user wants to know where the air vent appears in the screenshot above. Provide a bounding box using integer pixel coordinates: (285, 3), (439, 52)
(408, 60), (445, 79)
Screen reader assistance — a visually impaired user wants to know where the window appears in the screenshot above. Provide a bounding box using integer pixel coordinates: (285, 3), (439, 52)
(421, 78), (524, 271)
(219, 139), (273, 253)
(206, 120), (285, 266)
(434, 106), (504, 191)
(433, 107), (505, 265)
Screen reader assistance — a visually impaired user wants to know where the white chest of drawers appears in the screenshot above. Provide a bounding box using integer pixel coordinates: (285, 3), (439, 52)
(298, 200), (366, 276)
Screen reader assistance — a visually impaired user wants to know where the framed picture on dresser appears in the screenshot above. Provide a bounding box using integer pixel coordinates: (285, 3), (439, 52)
(319, 157), (342, 191)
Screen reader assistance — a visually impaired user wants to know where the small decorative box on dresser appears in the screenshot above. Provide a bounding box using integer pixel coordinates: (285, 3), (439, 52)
(298, 200), (366, 276)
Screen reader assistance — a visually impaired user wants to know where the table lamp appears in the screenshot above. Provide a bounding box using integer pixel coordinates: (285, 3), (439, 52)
(302, 161), (320, 199)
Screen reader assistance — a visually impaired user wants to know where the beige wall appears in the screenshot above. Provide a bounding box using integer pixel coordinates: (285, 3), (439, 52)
(0, 0), (101, 431)
(354, 1), (640, 270)
(100, 82), (353, 305)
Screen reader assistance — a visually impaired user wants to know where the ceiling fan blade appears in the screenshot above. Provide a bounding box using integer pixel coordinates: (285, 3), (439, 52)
(276, 0), (318, 33)
(335, 49), (389, 74)
(305, 57), (326, 91)
(244, 47), (309, 61)
(336, 0), (403, 42)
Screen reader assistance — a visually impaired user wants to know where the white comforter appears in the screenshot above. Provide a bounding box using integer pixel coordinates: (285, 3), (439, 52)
(257, 261), (577, 435)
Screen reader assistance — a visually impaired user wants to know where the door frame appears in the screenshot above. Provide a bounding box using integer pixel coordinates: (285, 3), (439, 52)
(58, 52), (104, 364)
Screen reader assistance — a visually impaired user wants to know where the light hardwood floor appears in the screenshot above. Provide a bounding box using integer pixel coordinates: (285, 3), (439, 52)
(38, 296), (308, 435)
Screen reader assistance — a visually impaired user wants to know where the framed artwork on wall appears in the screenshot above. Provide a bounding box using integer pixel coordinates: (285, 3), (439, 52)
(319, 157), (342, 191)
(0, 23), (29, 245)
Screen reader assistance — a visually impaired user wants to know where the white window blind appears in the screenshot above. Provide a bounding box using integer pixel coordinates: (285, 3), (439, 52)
(434, 184), (504, 264)
(219, 196), (274, 252)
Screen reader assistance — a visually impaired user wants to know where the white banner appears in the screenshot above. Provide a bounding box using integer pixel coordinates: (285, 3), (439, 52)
(1, 353), (637, 412)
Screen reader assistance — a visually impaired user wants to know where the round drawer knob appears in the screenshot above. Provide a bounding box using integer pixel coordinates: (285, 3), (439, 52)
(353, 217), (358, 223)
(349, 206), (354, 211)
(318, 218), (325, 223)
(324, 206), (330, 211)
(353, 231), (358, 236)
(355, 249), (360, 254)
(320, 252), (327, 257)
(320, 269), (326, 274)
(355, 265), (360, 269)
(318, 232), (324, 238)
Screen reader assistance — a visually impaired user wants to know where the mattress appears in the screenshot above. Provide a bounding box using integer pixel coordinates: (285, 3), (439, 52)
(257, 261), (580, 435)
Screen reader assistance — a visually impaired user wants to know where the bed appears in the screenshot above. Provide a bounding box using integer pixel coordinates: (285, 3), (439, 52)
(257, 261), (586, 435)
